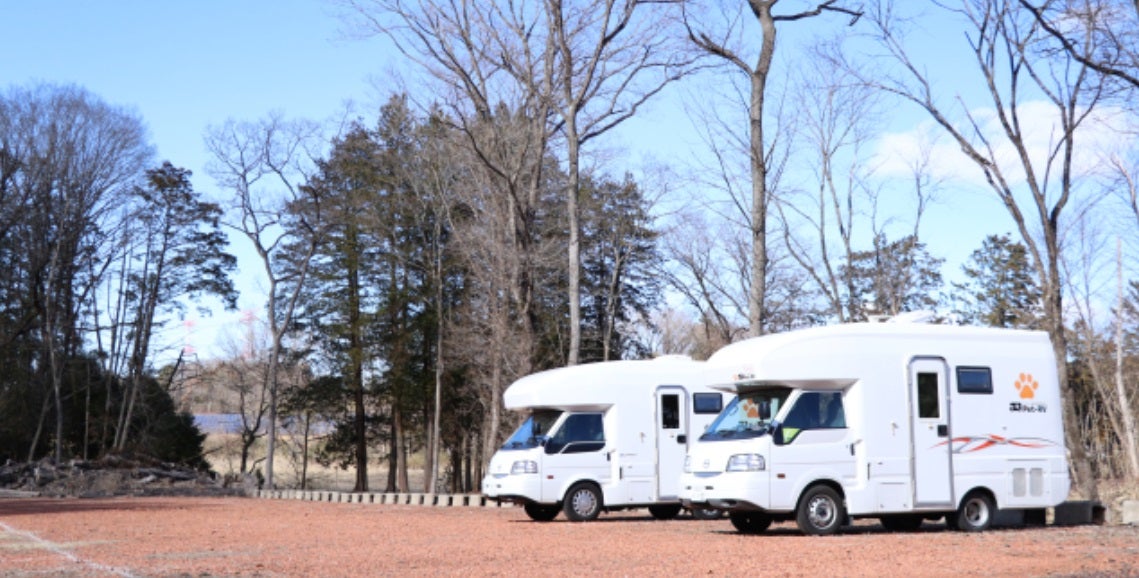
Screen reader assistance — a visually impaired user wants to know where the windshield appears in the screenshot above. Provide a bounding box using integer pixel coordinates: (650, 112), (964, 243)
(701, 387), (792, 440)
(500, 410), (563, 450)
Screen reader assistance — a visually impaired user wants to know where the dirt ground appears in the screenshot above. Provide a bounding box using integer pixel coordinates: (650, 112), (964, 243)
(1, 497), (1138, 578)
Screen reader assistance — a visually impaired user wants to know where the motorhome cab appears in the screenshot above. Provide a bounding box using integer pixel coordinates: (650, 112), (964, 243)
(482, 356), (728, 522)
(679, 321), (1071, 535)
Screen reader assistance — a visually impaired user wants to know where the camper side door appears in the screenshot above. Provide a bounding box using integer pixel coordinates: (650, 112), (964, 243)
(655, 387), (689, 500)
(908, 357), (954, 508)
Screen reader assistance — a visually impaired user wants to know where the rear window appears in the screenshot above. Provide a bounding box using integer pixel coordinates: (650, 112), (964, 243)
(957, 367), (993, 394)
(693, 392), (723, 414)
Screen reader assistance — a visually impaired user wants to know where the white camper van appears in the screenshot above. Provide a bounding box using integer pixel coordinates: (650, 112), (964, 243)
(679, 321), (1070, 535)
(481, 356), (728, 522)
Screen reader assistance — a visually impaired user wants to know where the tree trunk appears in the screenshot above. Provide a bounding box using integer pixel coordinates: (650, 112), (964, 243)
(748, 4), (777, 338)
(301, 414), (311, 491)
(567, 115), (583, 365)
(26, 394), (51, 462)
(1045, 248), (1096, 498)
(428, 258), (444, 493)
(1115, 240), (1139, 478)
(386, 416), (398, 492)
(396, 408), (409, 492)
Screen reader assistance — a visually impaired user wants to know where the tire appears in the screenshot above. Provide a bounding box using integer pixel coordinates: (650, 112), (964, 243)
(879, 514), (924, 532)
(523, 502), (560, 522)
(729, 511), (772, 534)
(648, 504), (683, 520)
(949, 491), (994, 532)
(562, 483), (603, 522)
(796, 485), (845, 536)
(690, 506), (725, 520)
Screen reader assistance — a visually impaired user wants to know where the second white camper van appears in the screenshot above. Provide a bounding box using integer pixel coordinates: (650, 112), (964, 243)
(481, 356), (728, 522)
(679, 321), (1071, 535)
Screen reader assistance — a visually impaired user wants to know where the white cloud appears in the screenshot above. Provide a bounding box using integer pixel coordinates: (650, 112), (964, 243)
(872, 100), (1137, 190)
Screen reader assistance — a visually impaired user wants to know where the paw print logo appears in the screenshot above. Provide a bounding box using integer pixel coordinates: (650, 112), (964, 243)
(741, 399), (759, 418)
(1015, 373), (1039, 399)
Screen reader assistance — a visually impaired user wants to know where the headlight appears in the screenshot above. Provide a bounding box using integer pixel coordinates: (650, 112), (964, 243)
(684, 455), (692, 473)
(726, 454), (766, 472)
(511, 460), (538, 474)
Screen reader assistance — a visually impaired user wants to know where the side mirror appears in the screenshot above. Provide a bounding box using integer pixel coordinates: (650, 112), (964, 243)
(758, 401), (771, 421)
(771, 421), (785, 446)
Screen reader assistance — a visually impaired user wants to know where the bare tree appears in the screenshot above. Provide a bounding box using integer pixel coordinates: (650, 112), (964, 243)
(774, 49), (882, 322)
(205, 113), (325, 489)
(682, 0), (861, 337)
(860, 0), (1109, 496)
(543, 0), (691, 364)
(658, 206), (750, 354)
(1020, 0), (1139, 92)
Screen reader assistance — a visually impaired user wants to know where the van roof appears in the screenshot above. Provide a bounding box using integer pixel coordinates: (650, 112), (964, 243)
(503, 356), (708, 410)
(706, 322), (1049, 390)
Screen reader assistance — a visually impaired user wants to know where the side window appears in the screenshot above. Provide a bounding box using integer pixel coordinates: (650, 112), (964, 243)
(693, 392), (723, 414)
(661, 394), (680, 429)
(545, 413), (605, 454)
(917, 372), (940, 418)
(957, 366), (993, 394)
(780, 392), (845, 443)
(820, 392), (845, 428)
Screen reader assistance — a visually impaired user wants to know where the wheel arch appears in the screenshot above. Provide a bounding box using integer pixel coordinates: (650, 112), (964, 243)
(795, 478), (846, 513)
(956, 485), (997, 510)
(557, 476), (603, 505)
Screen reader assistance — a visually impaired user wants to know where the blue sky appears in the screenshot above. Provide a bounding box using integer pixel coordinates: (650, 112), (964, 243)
(2, 1), (384, 173)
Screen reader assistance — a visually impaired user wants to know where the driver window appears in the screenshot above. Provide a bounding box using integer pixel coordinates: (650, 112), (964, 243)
(781, 392), (845, 443)
(545, 413), (605, 454)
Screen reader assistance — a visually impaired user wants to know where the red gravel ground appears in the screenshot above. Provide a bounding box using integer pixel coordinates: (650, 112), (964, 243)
(1, 497), (1138, 577)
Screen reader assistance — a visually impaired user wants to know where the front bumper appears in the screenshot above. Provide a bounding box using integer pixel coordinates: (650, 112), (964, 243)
(481, 472), (543, 503)
(679, 470), (770, 512)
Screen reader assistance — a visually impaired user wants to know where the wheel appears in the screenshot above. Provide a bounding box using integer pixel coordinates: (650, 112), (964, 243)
(524, 502), (560, 522)
(562, 483), (603, 521)
(879, 514), (924, 532)
(648, 504), (683, 520)
(796, 485), (845, 536)
(729, 511), (772, 533)
(690, 506), (725, 520)
(949, 491), (994, 532)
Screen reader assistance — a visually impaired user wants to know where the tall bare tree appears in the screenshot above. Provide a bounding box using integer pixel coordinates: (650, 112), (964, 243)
(860, 0), (1108, 496)
(682, 0), (861, 337)
(543, 0), (689, 364)
(774, 50), (881, 322)
(205, 113), (325, 489)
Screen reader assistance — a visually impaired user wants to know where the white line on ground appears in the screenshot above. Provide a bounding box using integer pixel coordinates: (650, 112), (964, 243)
(0, 521), (139, 578)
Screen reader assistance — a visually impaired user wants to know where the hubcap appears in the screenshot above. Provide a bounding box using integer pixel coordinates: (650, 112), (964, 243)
(572, 490), (597, 516)
(964, 499), (989, 526)
(808, 495), (836, 529)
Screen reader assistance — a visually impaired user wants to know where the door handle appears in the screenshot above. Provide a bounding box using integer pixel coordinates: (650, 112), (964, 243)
(937, 424), (948, 437)
(677, 434), (687, 444)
